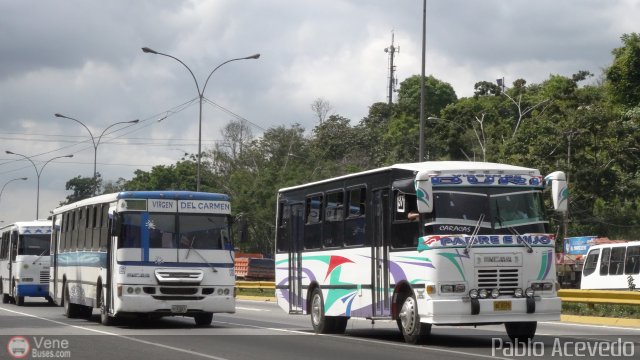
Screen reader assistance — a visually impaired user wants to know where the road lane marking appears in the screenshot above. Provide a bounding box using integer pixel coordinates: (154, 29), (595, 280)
(235, 306), (269, 312)
(213, 320), (512, 360)
(0, 306), (230, 360)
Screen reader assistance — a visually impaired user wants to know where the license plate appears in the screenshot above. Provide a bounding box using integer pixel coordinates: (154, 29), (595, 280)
(493, 300), (512, 311)
(171, 305), (188, 314)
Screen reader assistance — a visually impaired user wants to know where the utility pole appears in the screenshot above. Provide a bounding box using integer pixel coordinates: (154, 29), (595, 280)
(384, 32), (399, 105)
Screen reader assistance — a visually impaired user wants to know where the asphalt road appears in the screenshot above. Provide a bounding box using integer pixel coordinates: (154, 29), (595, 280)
(1, 298), (640, 360)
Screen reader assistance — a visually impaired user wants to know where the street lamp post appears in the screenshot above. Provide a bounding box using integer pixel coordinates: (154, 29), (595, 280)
(54, 113), (139, 194)
(142, 46), (260, 191)
(0, 177), (28, 206)
(5, 151), (73, 219)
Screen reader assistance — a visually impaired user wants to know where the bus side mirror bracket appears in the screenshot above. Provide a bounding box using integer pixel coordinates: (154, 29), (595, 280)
(544, 171), (568, 213)
(415, 172), (434, 214)
(110, 213), (122, 237)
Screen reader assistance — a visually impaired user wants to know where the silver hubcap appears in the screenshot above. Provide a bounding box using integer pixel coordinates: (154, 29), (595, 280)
(399, 297), (417, 334)
(311, 293), (322, 326)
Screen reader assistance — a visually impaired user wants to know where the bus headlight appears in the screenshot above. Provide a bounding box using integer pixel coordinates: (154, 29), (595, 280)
(223, 288), (230, 295)
(514, 288), (524, 298)
(127, 287), (134, 294)
(531, 282), (553, 291)
(478, 289), (488, 299)
(490, 288), (500, 298)
(441, 284), (466, 293)
(469, 289), (479, 299)
(525, 287), (535, 297)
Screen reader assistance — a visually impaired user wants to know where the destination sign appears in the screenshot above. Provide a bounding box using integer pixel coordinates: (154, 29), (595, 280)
(178, 200), (231, 214)
(431, 174), (543, 187)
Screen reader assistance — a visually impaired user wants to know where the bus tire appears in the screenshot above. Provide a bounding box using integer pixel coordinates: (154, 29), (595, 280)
(1, 282), (10, 304)
(505, 321), (537, 342)
(63, 284), (81, 318)
(398, 294), (430, 344)
(310, 288), (341, 334)
(13, 282), (24, 306)
(99, 290), (115, 326)
(194, 313), (213, 326)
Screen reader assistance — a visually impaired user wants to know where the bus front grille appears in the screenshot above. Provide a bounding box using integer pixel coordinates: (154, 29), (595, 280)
(40, 271), (50, 284)
(476, 268), (520, 295)
(154, 269), (204, 284)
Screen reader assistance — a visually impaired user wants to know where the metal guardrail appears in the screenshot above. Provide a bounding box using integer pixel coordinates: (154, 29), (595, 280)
(558, 289), (640, 305)
(236, 281), (275, 290)
(235, 283), (640, 305)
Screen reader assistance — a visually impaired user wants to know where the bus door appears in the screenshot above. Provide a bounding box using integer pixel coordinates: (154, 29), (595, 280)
(288, 204), (304, 314)
(372, 189), (391, 316)
(50, 217), (60, 301)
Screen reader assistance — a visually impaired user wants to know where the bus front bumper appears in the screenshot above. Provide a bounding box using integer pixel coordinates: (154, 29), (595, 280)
(419, 295), (561, 324)
(16, 284), (49, 298)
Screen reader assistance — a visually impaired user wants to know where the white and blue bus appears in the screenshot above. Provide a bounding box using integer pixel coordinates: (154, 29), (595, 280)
(275, 161), (568, 344)
(49, 191), (235, 326)
(0, 220), (52, 305)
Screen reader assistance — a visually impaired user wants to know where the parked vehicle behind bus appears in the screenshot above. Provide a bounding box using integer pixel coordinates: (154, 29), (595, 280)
(49, 191), (235, 326)
(581, 241), (640, 290)
(275, 161), (568, 344)
(0, 220), (52, 305)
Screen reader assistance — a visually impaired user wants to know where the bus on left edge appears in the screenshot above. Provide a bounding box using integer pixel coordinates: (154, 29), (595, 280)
(0, 220), (53, 305)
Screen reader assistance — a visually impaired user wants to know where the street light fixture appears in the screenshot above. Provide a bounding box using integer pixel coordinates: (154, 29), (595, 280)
(5, 151), (73, 219)
(54, 113), (139, 194)
(142, 46), (260, 191)
(0, 177), (28, 207)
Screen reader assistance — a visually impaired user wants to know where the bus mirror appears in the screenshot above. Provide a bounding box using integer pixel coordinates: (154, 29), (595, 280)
(544, 171), (568, 213)
(415, 174), (433, 214)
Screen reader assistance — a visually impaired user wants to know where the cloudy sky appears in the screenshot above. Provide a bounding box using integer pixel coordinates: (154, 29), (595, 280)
(0, 0), (638, 223)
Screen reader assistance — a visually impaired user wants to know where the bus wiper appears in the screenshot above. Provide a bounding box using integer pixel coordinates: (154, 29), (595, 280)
(464, 213), (485, 255)
(32, 248), (49, 265)
(496, 216), (533, 254)
(185, 236), (218, 273)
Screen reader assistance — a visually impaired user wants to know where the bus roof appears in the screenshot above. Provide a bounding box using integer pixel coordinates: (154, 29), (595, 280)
(586, 240), (640, 250)
(278, 161), (540, 192)
(0, 220), (52, 234)
(52, 191), (230, 215)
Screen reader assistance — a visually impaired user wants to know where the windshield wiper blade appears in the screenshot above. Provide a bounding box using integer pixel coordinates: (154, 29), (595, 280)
(32, 248), (49, 265)
(464, 213), (485, 254)
(496, 216), (533, 253)
(185, 236), (218, 272)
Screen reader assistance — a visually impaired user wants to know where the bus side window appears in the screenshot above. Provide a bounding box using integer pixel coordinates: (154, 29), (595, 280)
(599, 248), (610, 276)
(625, 246), (640, 275)
(609, 247), (626, 276)
(582, 249), (599, 277)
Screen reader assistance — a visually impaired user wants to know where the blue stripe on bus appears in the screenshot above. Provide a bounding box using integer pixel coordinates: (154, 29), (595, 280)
(117, 261), (233, 268)
(141, 212), (150, 262)
(117, 191), (230, 201)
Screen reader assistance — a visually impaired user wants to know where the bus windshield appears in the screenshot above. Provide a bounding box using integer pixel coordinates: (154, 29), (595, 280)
(119, 213), (229, 250)
(428, 187), (547, 235)
(18, 234), (51, 255)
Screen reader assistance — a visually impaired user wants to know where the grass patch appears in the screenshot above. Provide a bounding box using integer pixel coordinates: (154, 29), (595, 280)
(236, 287), (275, 298)
(562, 302), (640, 319)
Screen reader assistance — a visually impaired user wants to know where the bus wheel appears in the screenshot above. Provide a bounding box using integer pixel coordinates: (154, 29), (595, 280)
(63, 284), (80, 318)
(13, 283), (24, 306)
(99, 290), (115, 326)
(398, 294), (430, 344)
(194, 313), (213, 326)
(310, 288), (338, 333)
(505, 321), (537, 342)
(1, 282), (10, 304)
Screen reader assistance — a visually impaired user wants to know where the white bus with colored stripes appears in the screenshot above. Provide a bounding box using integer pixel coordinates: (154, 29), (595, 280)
(0, 220), (52, 305)
(275, 161), (568, 343)
(49, 191), (235, 326)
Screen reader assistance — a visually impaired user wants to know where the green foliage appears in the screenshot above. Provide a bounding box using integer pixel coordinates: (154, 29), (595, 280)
(61, 174), (101, 205)
(606, 33), (640, 107)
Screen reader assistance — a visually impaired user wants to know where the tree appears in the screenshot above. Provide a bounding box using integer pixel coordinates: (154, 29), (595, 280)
(606, 33), (640, 107)
(396, 75), (458, 118)
(311, 98), (333, 124)
(61, 174), (101, 205)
